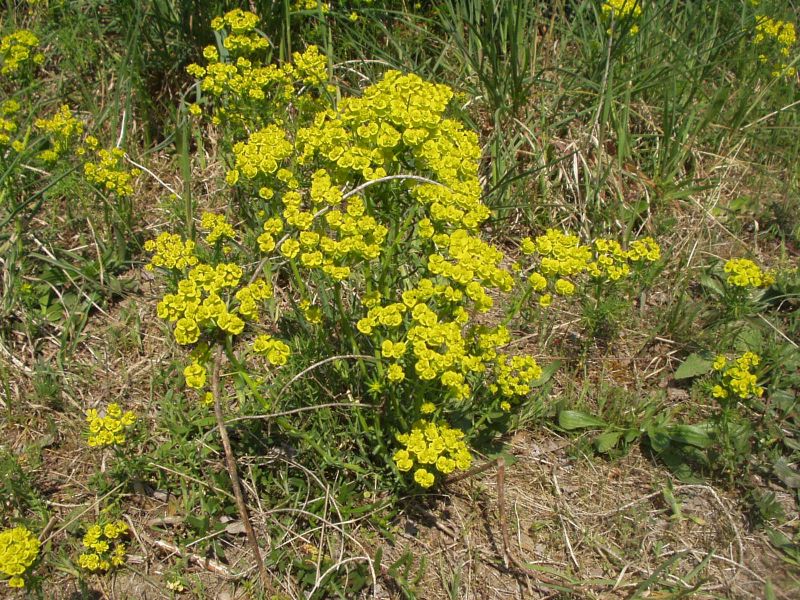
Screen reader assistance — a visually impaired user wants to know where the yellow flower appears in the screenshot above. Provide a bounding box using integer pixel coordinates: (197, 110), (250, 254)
(86, 405), (137, 448)
(0, 526), (39, 587)
(183, 362), (207, 389)
(387, 364), (405, 382)
(280, 238), (300, 259)
(414, 468), (435, 488)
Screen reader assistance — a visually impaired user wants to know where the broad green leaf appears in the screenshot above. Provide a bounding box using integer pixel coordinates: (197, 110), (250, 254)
(558, 410), (606, 430)
(595, 430), (622, 453)
(698, 274), (724, 297)
(666, 423), (713, 448)
(773, 457), (800, 489)
(674, 353), (713, 380)
(530, 359), (562, 388)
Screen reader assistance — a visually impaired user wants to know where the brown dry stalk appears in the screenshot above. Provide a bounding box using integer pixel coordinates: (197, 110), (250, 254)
(211, 346), (271, 591)
(142, 533), (237, 579)
(449, 456), (589, 594)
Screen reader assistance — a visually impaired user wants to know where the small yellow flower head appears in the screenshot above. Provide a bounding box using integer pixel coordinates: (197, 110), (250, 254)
(183, 362), (207, 389)
(394, 420), (472, 487)
(252, 334), (291, 366)
(712, 351), (763, 401)
(387, 363), (405, 382)
(83, 147), (139, 196)
(200, 212), (236, 244)
(144, 232), (198, 271)
(414, 468), (435, 488)
(34, 105), (84, 160)
(0, 30), (45, 76)
(86, 404), (137, 448)
(79, 519), (128, 572)
(0, 526), (40, 588)
(723, 258), (771, 289)
(601, 0), (643, 33)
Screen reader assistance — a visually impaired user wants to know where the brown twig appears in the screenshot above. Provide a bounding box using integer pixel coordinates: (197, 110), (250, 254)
(211, 346), (271, 592)
(141, 532), (238, 579)
(447, 456), (591, 594)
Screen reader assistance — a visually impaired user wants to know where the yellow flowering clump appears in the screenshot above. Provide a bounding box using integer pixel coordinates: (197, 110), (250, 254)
(147, 219), (289, 355)
(180, 15), (555, 489)
(393, 420), (472, 487)
(0, 100), (21, 146)
(187, 10), (329, 130)
(86, 404), (137, 447)
(294, 0), (330, 12)
(252, 334), (292, 366)
(723, 258), (773, 289)
(34, 104), (84, 162)
(144, 232), (198, 271)
(0, 526), (40, 589)
(211, 8), (268, 55)
(518, 229), (660, 306)
(200, 211), (236, 244)
(78, 519), (128, 572)
(183, 362), (206, 389)
(601, 0), (643, 34)
(229, 124), (293, 183)
(83, 147), (139, 196)
(711, 352), (763, 400)
(754, 16), (797, 77)
(0, 30), (44, 76)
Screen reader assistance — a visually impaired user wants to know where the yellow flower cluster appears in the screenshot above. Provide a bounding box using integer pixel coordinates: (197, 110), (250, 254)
(0, 526), (39, 589)
(200, 211), (236, 244)
(148, 222), (277, 345)
(298, 71), (487, 228)
(356, 279), (541, 401)
(0, 30), (44, 76)
(492, 354), (543, 397)
(393, 420), (472, 487)
(711, 352), (763, 400)
(78, 520), (128, 572)
(0, 100), (20, 146)
(183, 361), (206, 389)
(86, 403), (136, 447)
(83, 146), (139, 196)
(519, 229), (659, 307)
(34, 104), (84, 162)
(723, 258), (773, 289)
(156, 265), (268, 343)
(253, 334), (292, 366)
(187, 10), (328, 129)
(601, 0), (643, 34)
(144, 232), (198, 271)
(229, 124), (293, 182)
(754, 16), (797, 77)
(294, 0), (330, 12)
(210, 8), (268, 55)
